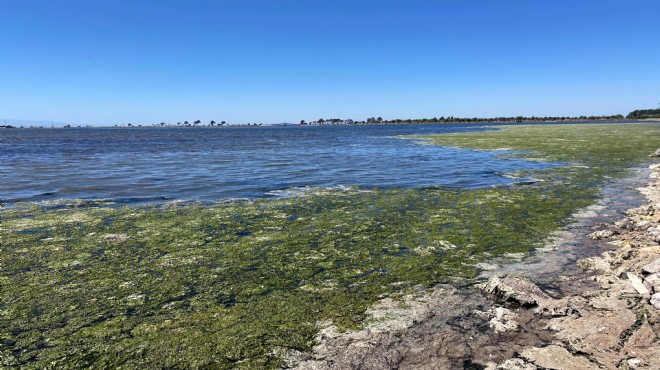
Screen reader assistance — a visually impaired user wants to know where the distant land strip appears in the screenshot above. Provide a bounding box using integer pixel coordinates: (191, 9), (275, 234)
(2, 108), (660, 129)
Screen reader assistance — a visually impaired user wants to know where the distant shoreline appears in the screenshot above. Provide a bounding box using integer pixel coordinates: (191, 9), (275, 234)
(3, 119), (656, 130)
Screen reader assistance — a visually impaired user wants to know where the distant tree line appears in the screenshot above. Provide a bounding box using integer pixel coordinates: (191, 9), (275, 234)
(626, 109), (660, 119)
(110, 120), (229, 128)
(8, 110), (659, 129)
(300, 114), (625, 126)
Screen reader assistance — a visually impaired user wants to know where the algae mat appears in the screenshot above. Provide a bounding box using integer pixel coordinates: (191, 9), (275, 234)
(2, 123), (660, 368)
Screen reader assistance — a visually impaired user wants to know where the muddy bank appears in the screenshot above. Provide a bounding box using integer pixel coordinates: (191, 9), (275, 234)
(290, 163), (660, 370)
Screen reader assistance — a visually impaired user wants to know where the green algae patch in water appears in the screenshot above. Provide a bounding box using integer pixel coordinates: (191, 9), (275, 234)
(2, 123), (660, 368)
(416, 123), (660, 169)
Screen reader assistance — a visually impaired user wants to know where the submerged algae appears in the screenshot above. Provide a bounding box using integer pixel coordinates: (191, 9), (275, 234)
(2, 123), (660, 368)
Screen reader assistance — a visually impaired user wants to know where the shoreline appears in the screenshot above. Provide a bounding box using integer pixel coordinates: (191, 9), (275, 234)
(480, 161), (660, 369)
(291, 161), (660, 369)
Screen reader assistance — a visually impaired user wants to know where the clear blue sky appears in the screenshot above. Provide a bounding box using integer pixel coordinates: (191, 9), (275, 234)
(1, 0), (659, 125)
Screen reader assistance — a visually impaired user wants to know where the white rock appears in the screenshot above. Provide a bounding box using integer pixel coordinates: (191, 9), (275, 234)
(628, 358), (641, 368)
(628, 273), (650, 295)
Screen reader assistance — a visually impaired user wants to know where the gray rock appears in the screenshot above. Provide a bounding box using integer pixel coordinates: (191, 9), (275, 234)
(642, 258), (660, 274)
(615, 219), (634, 230)
(653, 234), (660, 244)
(643, 273), (660, 293)
(488, 307), (519, 333)
(634, 220), (652, 231)
(483, 275), (550, 307)
(651, 293), (660, 309)
(588, 229), (616, 240)
(650, 228), (660, 243)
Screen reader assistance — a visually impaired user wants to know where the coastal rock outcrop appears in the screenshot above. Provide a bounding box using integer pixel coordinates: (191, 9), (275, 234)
(484, 159), (660, 370)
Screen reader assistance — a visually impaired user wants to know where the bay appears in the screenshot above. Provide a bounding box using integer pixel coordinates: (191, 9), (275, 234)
(1, 124), (553, 203)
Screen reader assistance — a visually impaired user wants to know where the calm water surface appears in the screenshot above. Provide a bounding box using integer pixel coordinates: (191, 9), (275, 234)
(2, 124), (555, 203)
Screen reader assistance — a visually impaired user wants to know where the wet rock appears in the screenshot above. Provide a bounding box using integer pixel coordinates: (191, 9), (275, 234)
(520, 345), (600, 370)
(483, 275), (550, 307)
(537, 295), (584, 317)
(650, 149), (660, 157)
(577, 256), (611, 272)
(488, 307), (519, 333)
(627, 273), (650, 295)
(588, 229), (616, 240)
(642, 258), (660, 274)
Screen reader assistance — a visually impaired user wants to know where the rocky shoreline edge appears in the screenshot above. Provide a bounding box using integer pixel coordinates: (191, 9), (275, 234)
(290, 157), (660, 370)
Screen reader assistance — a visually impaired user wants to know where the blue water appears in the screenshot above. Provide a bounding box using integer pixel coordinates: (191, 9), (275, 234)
(1, 124), (556, 203)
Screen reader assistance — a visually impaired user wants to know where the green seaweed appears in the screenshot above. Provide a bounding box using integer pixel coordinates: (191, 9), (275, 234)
(2, 123), (660, 368)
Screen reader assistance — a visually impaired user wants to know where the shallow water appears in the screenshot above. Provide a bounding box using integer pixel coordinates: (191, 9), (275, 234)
(1, 124), (554, 203)
(477, 166), (650, 284)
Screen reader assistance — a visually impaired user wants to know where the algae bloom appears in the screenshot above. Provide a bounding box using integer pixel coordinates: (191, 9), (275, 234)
(2, 123), (660, 368)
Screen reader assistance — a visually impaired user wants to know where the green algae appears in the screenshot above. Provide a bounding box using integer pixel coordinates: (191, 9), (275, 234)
(415, 123), (660, 169)
(2, 123), (660, 368)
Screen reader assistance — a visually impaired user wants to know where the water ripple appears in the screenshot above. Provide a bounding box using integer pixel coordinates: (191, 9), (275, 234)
(2, 124), (556, 204)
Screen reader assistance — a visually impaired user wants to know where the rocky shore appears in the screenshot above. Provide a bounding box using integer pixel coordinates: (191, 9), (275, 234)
(291, 160), (660, 369)
(479, 161), (660, 370)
